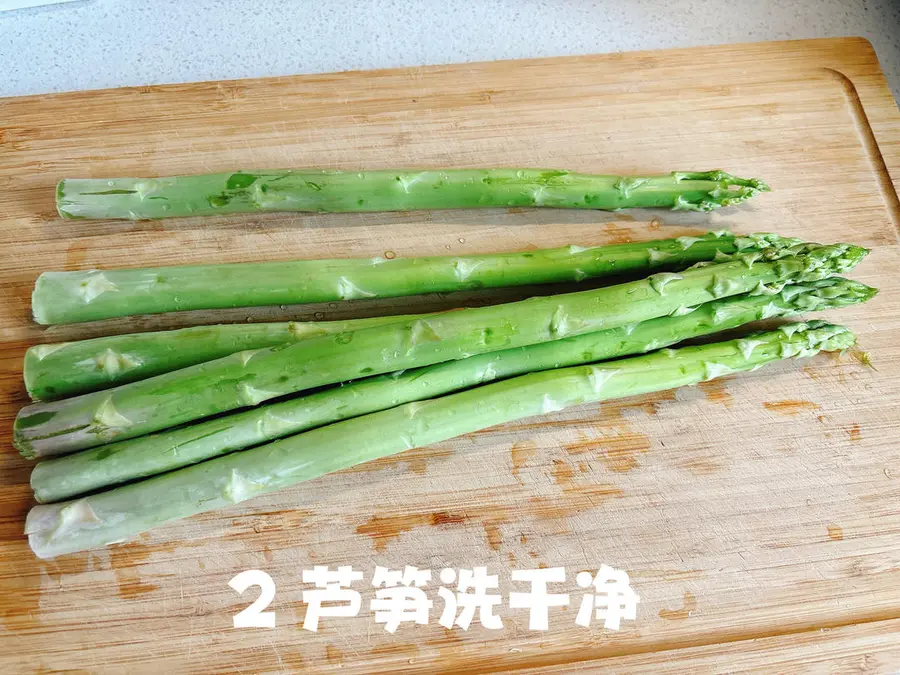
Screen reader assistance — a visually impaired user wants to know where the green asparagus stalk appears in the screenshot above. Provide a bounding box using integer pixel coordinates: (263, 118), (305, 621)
(26, 321), (855, 558)
(13, 241), (867, 459)
(30, 278), (876, 504)
(25, 313), (427, 401)
(32, 231), (779, 325)
(56, 169), (769, 221)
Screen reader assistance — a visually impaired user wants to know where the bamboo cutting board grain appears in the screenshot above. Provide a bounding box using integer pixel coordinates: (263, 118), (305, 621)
(1, 37), (899, 673)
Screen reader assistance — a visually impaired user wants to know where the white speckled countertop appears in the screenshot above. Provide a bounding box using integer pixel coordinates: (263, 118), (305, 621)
(2, 0), (899, 101)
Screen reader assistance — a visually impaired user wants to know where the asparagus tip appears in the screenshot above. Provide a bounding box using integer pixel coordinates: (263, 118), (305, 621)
(669, 170), (771, 211)
(785, 277), (878, 312)
(792, 320), (857, 353)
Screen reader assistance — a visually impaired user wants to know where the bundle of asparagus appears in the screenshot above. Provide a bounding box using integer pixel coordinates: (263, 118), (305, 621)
(15, 238), (864, 458)
(27, 321), (857, 559)
(30, 277), (874, 505)
(17, 230), (875, 558)
(16, 167), (876, 559)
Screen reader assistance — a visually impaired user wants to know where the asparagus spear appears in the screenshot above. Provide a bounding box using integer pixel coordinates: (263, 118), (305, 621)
(32, 231), (777, 325)
(56, 169), (769, 221)
(26, 321), (855, 559)
(25, 313), (426, 401)
(30, 278), (875, 504)
(13, 241), (866, 459)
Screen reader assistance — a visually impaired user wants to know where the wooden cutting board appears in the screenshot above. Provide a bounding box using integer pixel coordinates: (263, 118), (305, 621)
(1, 37), (899, 673)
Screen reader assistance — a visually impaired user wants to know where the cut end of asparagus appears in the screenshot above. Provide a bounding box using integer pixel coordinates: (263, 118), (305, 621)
(14, 396), (98, 459)
(16, 439), (36, 461)
(14, 422), (43, 460)
(23, 343), (66, 401)
(31, 274), (52, 325)
(55, 180), (77, 220)
(26, 500), (108, 559)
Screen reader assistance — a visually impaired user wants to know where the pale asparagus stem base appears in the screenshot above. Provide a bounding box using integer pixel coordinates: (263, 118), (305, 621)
(25, 321), (856, 559)
(56, 169), (770, 221)
(31, 231), (767, 325)
(13, 241), (868, 459)
(30, 278), (877, 504)
(25, 313), (426, 401)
